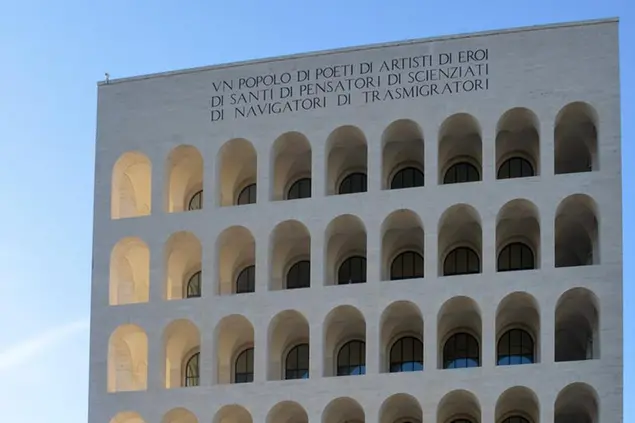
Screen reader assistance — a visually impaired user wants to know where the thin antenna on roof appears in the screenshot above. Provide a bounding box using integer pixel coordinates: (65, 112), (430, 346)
(105, 73), (110, 84)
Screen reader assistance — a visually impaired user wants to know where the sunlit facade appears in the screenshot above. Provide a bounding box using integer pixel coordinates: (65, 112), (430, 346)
(89, 18), (622, 423)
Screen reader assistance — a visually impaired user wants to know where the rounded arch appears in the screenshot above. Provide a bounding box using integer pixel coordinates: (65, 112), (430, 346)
(107, 324), (148, 392)
(216, 226), (256, 295)
(165, 145), (203, 213)
(110, 237), (150, 305)
(496, 107), (540, 179)
(217, 138), (258, 206)
(438, 113), (482, 185)
(437, 389), (481, 423)
(381, 209), (425, 280)
(380, 301), (424, 373)
(267, 401), (308, 423)
(161, 407), (198, 423)
(555, 287), (600, 361)
(496, 199), (540, 271)
(438, 296), (482, 369)
(111, 151), (152, 219)
(324, 215), (367, 285)
(379, 393), (422, 423)
(496, 292), (540, 365)
(271, 131), (312, 201)
(323, 305), (366, 377)
(269, 220), (311, 290)
(382, 119), (425, 190)
(110, 412), (146, 423)
(214, 314), (255, 384)
(214, 405), (253, 423)
(267, 309), (310, 380)
(164, 231), (202, 300)
(163, 319), (200, 388)
(438, 204), (482, 276)
(554, 102), (599, 174)
(326, 125), (368, 195)
(322, 397), (365, 423)
(554, 382), (599, 423)
(495, 386), (539, 423)
(555, 194), (599, 267)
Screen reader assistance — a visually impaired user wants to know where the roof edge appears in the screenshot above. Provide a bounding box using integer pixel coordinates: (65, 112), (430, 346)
(97, 17), (619, 87)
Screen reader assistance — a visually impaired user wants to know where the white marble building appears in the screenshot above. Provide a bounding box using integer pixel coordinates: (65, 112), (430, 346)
(90, 18), (622, 423)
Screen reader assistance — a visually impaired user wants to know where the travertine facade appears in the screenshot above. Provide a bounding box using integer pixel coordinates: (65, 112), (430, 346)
(90, 18), (622, 423)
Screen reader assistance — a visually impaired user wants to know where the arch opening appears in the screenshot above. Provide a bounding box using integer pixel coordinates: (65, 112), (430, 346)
(496, 292), (540, 365)
(439, 114), (482, 185)
(111, 152), (152, 219)
(327, 126), (368, 195)
(438, 297), (481, 369)
(495, 386), (539, 423)
(166, 145), (204, 213)
(163, 319), (200, 388)
(437, 390), (481, 423)
(161, 408), (198, 423)
(555, 194), (599, 267)
(267, 310), (310, 380)
(554, 383), (599, 423)
(214, 405), (253, 423)
(217, 226), (256, 295)
(382, 119), (425, 190)
(218, 138), (257, 206)
(110, 237), (150, 305)
(379, 393), (422, 423)
(496, 200), (540, 272)
(496, 108), (540, 179)
(107, 324), (148, 392)
(323, 305), (366, 377)
(267, 401), (308, 423)
(272, 132), (312, 201)
(438, 205), (482, 276)
(554, 102), (599, 174)
(165, 232), (202, 300)
(270, 220), (311, 290)
(325, 215), (367, 286)
(215, 315), (255, 384)
(322, 397), (365, 423)
(381, 209), (424, 281)
(380, 301), (424, 373)
(555, 288), (600, 361)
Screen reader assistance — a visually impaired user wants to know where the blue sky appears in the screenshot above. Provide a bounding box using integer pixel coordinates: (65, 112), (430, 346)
(0, 0), (631, 421)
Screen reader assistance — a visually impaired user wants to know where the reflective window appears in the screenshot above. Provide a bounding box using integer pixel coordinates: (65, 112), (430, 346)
(498, 157), (535, 179)
(287, 178), (311, 199)
(285, 343), (309, 380)
(337, 340), (365, 376)
(443, 247), (480, 276)
(236, 265), (255, 294)
(286, 260), (310, 289)
(443, 332), (480, 369)
(390, 336), (423, 372)
(337, 256), (366, 284)
(234, 347), (254, 383)
(390, 167), (424, 189)
(184, 352), (199, 387)
(497, 329), (535, 366)
(501, 417), (530, 423)
(188, 190), (203, 210)
(390, 251), (424, 280)
(237, 183), (257, 205)
(186, 271), (201, 298)
(443, 162), (480, 184)
(339, 172), (367, 194)
(498, 242), (535, 272)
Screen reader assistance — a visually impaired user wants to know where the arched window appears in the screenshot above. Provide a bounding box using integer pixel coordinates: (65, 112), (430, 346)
(339, 172), (367, 194)
(234, 347), (254, 383)
(443, 332), (479, 369)
(237, 183), (257, 205)
(389, 336), (423, 372)
(185, 271), (201, 298)
(498, 242), (535, 271)
(184, 352), (200, 387)
(497, 157), (535, 179)
(285, 343), (309, 380)
(497, 329), (535, 366)
(287, 178), (311, 199)
(390, 251), (424, 280)
(337, 340), (365, 376)
(443, 247), (480, 276)
(286, 260), (310, 289)
(501, 417), (530, 423)
(337, 256), (366, 284)
(443, 162), (480, 184)
(188, 190), (203, 210)
(390, 167), (424, 189)
(236, 265), (255, 294)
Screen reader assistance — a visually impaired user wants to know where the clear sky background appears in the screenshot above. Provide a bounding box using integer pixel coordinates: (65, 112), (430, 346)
(0, 0), (631, 421)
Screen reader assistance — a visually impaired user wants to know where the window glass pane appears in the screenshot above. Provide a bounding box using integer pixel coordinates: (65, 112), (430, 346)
(236, 265), (255, 293)
(237, 183), (257, 205)
(339, 172), (367, 194)
(390, 167), (424, 189)
(288, 178), (311, 199)
(337, 341), (365, 376)
(444, 162), (480, 184)
(390, 251), (423, 280)
(186, 271), (201, 298)
(338, 256), (366, 284)
(498, 243), (534, 272)
(287, 260), (310, 289)
(443, 333), (480, 369)
(444, 247), (480, 276)
(188, 190), (203, 210)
